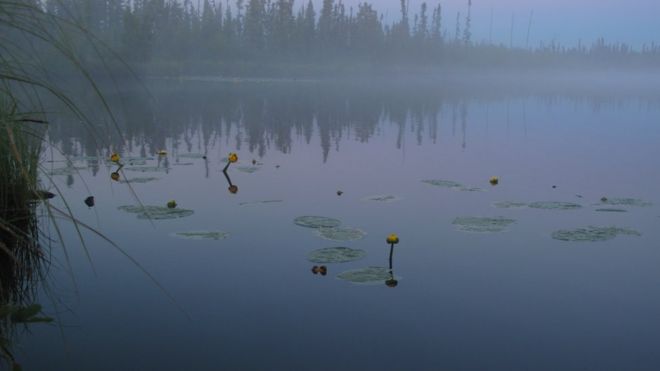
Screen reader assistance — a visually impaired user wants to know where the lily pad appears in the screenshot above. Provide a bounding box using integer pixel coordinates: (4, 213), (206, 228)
(599, 198), (652, 207)
(47, 166), (86, 176)
(307, 247), (367, 263)
(118, 205), (194, 220)
(173, 231), (229, 240)
(595, 208), (628, 213)
(362, 195), (401, 202)
(173, 162), (194, 166)
(124, 166), (168, 173)
(236, 166), (259, 173)
(528, 201), (582, 210)
(337, 267), (396, 285)
(124, 156), (154, 161)
(453, 216), (516, 233)
(120, 177), (159, 184)
(294, 216), (342, 229)
(422, 179), (464, 189)
(552, 226), (641, 242)
(239, 200), (283, 206)
(317, 227), (366, 241)
(493, 201), (528, 209)
(459, 187), (483, 192)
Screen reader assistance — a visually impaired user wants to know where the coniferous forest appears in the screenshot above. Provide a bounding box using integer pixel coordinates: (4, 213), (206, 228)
(37, 0), (660, 76)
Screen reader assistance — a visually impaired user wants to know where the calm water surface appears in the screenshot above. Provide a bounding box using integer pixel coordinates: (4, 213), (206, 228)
(21, 81), (660, 370)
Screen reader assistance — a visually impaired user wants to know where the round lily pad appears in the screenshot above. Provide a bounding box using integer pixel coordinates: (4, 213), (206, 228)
(317, 227), (366, 241)
(120, 177), (159, 184)
(552, 226), (641, 242)
(599, 198), (652, 207)
(493, 201), (528, 209)
(173, 231), (229, 240)
(118, 205), (194, 220)
(236, 166), (259, 173)
(362, 195), (401, 202)
(307, 247), (367, 263)
(48, 166), (86, 176)
(595, 208), (627, 213)
(337, 267), (397, 285)
(294, 216), (342, 229)
(422, 179), (464, 189)
(528, 201), (582, 210)
(452, 216), (516, 233)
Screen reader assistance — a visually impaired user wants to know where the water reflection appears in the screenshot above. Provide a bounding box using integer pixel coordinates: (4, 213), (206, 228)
(44, 81), (660, 167)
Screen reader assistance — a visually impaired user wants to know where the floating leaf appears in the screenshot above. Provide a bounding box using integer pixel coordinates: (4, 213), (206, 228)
(453, 216), (516, 233)
(120, 177), (159, 184)
(47, 166), (86, 176)
(294, 216), (342, 229)
(362, 195), (401, 203)
(173, 231), (229, 240)
(599, 198), (652, 207)
(236, 166), (259, 173)
(337, 267), (396, 285)
(173, 162), (194, 166)
(528, 201), (582, 210)
(552, 226), (641, 242)
(595, 208), (628, 213)
(124, 156), (154, 161)
(422, 179), (464, 189)
(118, 205), (194, 220)
(459, 187), (483, 192)
(239, 200), (283, 206)
(318, 227), (366, 241)
(124, 166), (168, 173)
(307, 247), (367, 263)
(493, 201), (528, 209)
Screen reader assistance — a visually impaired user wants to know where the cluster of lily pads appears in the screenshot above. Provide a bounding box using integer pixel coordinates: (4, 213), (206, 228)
(422, 177), (651, 242)
(293, 216), (398, 285)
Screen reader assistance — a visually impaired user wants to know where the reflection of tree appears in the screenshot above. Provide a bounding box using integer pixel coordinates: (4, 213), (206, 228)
(44, 81), (655, 163)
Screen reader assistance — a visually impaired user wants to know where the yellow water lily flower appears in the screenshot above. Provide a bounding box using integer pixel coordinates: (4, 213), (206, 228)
(228, 153), (238, 163)
(167, 200), (177, 209)
(110, 172), (120, 181)
(489, 176), (499, 185)
(386, 233), (400, 244)
(158, 150), (167, 156)
(110, 153), (120, 163)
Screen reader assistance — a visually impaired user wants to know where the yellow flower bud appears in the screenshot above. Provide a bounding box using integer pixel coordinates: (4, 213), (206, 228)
(228, 153), (238, 163)
(386, 233), (399, 244)
(110, 153), (120, 163)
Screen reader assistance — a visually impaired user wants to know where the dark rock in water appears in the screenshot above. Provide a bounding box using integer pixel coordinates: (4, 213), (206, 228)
(84, 196), (95, 207)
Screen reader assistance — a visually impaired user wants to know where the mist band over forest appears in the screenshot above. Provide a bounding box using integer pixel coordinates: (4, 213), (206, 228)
(37, 0), (660, 76)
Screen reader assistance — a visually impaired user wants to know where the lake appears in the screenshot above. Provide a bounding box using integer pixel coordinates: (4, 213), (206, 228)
(20, 78), (660, 370)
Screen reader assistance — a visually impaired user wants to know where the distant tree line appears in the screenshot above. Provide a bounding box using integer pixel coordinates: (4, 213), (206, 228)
(38, 0), (660, 73)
